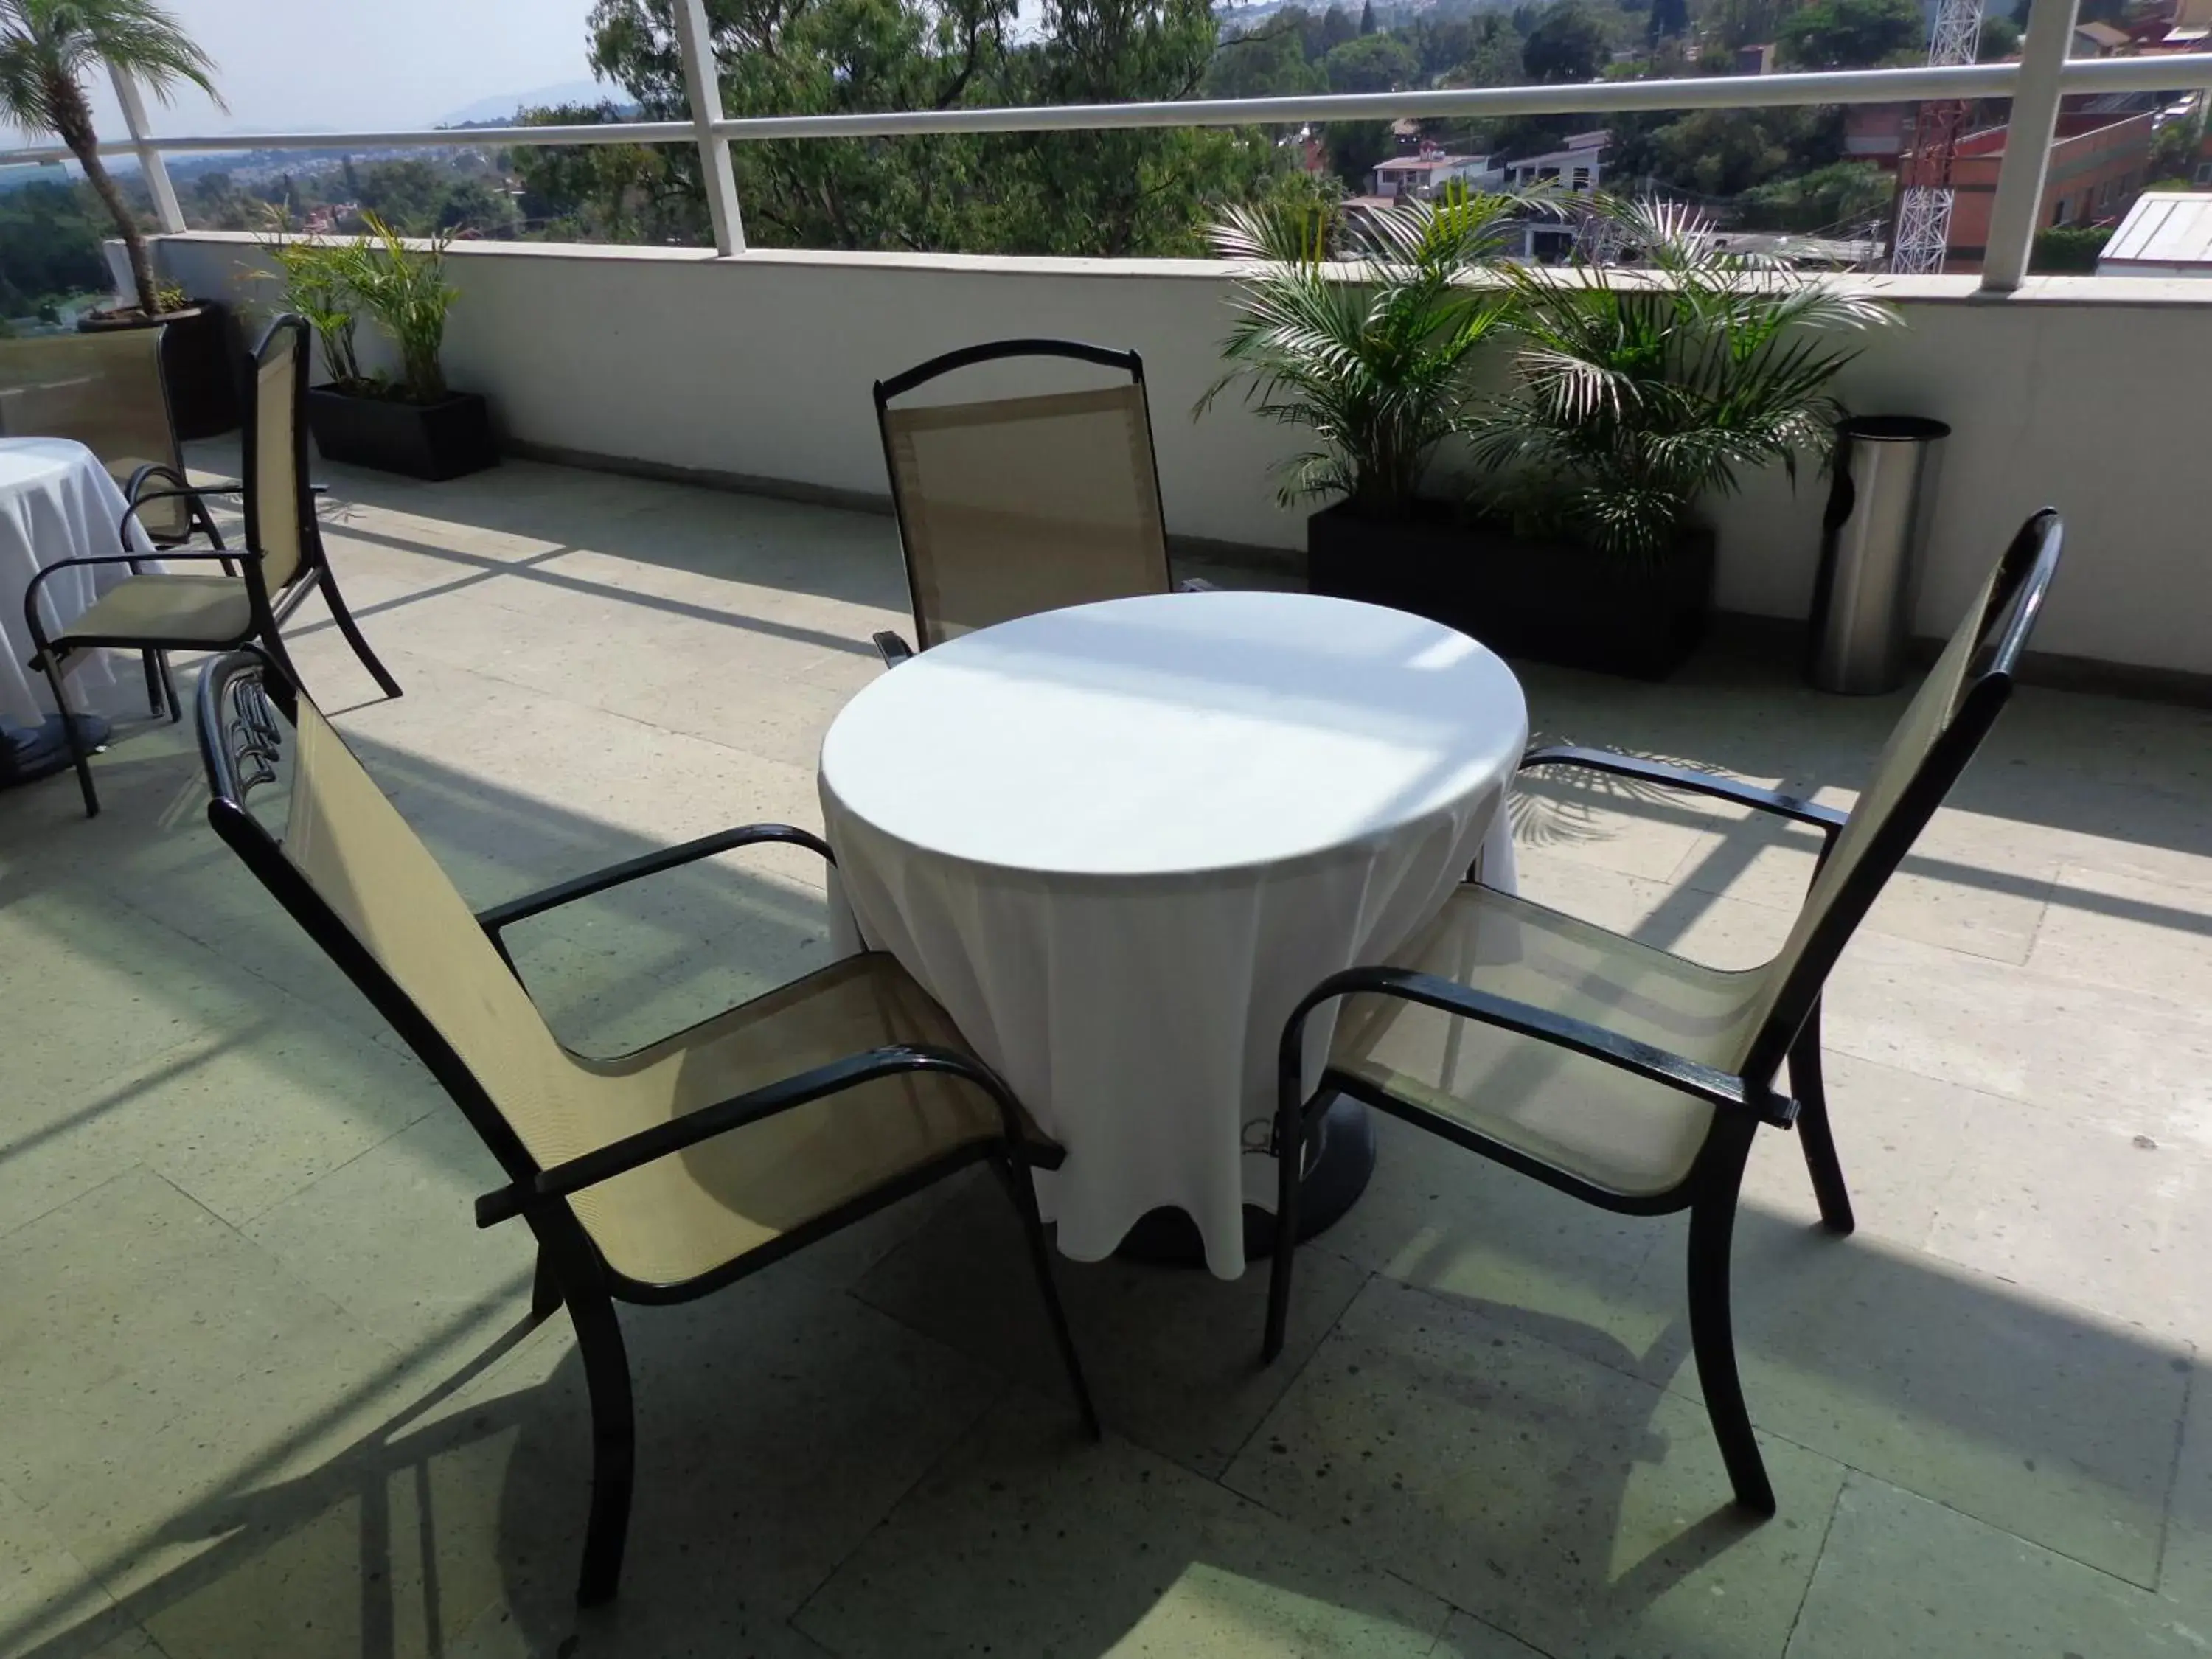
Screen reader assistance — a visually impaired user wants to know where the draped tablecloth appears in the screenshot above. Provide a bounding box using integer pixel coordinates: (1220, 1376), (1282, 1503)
(0, 437), (158, 727)
(819, 589), (1528, 1278)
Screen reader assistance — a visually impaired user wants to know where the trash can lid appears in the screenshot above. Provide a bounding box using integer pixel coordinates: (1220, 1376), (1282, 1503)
(1838, 414), (1951, 442)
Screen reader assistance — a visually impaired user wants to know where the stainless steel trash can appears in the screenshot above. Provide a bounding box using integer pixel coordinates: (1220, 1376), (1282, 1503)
(1809, 415), (1950, 695)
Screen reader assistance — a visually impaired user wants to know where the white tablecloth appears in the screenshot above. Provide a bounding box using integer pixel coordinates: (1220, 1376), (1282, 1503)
(0, 437), (158, 727)
(819, 589), (1529, 1277)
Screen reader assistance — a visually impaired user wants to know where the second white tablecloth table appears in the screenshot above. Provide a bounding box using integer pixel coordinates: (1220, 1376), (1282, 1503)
(0, 436), (158, 728)
(819, 588), (1528, 1278)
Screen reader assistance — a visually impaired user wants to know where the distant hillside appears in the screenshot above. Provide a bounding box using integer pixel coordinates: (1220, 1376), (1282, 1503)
(438, 80), (615, 126)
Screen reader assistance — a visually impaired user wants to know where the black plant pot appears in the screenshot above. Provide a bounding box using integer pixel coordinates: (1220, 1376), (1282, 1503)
(1307, 501), (1716, 681)
(78, 300), (243, 439)
(305, 387), (498, 481)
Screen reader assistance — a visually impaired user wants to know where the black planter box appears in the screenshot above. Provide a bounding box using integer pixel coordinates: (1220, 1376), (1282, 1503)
(80, 300), (243, 439)
(305, 387), (498, 481)
(1307, 501), (1716, 680)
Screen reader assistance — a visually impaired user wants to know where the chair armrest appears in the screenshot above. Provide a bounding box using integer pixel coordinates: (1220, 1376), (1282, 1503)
(473, 1041), (1059, 1228)
(872, 630), (916, 667)
(476, 821), (835, 942)
(126, 462), (242, 501)
(1176, 576), (1218, 593)
(1520, 745), (1847, 841)
(1288, 964), (1798, 1130)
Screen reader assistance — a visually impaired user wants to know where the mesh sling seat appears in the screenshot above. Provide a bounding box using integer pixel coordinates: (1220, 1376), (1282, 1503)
(26, 315), (399, 817)
(1263, 509), (2065, 1517)
(0, 326), (232, 552)
(870, 338), (1208, 665)
(194, 648), (1098, 1607)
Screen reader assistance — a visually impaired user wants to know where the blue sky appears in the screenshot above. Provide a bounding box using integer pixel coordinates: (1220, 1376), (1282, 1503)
(64, 0), (602, 139)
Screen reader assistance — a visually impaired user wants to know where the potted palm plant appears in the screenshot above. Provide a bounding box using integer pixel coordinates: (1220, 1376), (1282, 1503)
(0, 0), (241, 436)
(262, 214), (495, 481)
(1463, 197), (1902, 675)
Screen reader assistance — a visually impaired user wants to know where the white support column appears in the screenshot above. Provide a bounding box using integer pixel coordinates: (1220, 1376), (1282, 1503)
(672, 0), (746, 254)
(1978, 0), (2081, 292)
(108, 63), (186, 234)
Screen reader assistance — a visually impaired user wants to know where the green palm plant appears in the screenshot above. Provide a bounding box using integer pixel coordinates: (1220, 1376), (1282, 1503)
(1198, 189), (1532, 519)
(1470, 195), (1902, 561)
(341, 212), (458, 403)
(0, 0), (222, 318)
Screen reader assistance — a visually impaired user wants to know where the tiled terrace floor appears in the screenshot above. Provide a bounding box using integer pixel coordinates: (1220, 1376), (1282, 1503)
(5, 450), (2212, 1658)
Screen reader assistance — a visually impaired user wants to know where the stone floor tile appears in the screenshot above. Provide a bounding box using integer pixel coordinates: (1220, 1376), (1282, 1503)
(1924, 1094), (2212, 1345)
(1224, 1276), (1846, 1659)
(420, 1265), (1005, 1642)
(0, 1478), (158, 1659)
(1786, 1475), (2202, 1658)
(0, 1010), (439, 1237)
(1506, 762), (1747, 885)
(852, 1178), (1369, 1478)
(1428, 1612), (1553, 1658)
(794, 1391), (1452, 1659)
(2026, 861), (2212, 1004)
(1717, 1214), (2187, 1586)
(242, 1105), (537, 1351)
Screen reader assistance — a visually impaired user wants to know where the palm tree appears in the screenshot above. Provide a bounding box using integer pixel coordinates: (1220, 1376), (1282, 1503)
(0, 0), (222, 317)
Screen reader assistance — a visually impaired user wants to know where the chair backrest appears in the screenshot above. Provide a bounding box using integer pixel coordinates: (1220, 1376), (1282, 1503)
(0, 329), (189, 543)
(195, 647), (595, 1194)
(874, 339), (1172, 649)
(1736, 509), (2064, 1082)
(243, 316), (314, 595)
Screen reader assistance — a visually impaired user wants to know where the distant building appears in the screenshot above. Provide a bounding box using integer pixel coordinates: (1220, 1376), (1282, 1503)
(1942, 112), (2155, 269)
(1495, 131), (1609, 193)
(1369, 150), (1497, 201)
(2098, 190), (2212, 274)
(1735, 43), (1777, 74)
(2071, 19), (2134, 55)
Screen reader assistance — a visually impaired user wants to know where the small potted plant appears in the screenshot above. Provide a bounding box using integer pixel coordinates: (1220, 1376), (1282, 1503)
(259, 213), (495, 481)
(0, 0), (241, 436)
(1461, 197), (1901, 675)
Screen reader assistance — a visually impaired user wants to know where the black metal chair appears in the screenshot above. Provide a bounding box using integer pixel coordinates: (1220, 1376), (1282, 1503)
(194, 647), (1098, 1606)
(871, 338), (1208, 665)
(1262, 509), (2065, 1517)
(25, 314), (400, 817)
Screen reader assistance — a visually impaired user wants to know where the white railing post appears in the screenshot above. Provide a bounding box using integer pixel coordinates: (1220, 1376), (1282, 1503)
(1979, 0), (2081, 292)
(672, 0), (746, 254)
(108, 63), (186, 234)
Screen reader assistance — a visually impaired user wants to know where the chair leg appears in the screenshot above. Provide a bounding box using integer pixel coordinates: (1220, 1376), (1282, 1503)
(1790, 1002), (1854, 1237)
(142, 650), (164, 717)
(564, 1279), (636, 1607)
(317, 566), (403, 700)
(39, 654), (97, 818)
(1262, 1094), (1309, 1366)
(158, 654), (183, 724)
(995, 1152), (1100, 1439)
(1687, 1178), (1775, 1515)
(530, 1250), (565, 1321)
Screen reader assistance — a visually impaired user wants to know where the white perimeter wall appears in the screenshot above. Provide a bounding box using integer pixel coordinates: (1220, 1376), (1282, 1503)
(152, 232), (2212, 678)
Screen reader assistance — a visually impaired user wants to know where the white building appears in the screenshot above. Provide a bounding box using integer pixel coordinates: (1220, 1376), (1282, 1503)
(1497, 130), (1609, 193)
(2096, 191), (2212, 276)
(1368, 152), (1499, 201)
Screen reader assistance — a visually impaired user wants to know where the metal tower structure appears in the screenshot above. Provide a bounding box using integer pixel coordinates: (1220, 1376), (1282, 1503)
(1890, 0), (1987, 272)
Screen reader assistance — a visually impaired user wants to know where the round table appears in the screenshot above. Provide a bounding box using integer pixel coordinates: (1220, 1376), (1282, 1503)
(0, 438), (157, 776)
(819, 589), (1528, 1278)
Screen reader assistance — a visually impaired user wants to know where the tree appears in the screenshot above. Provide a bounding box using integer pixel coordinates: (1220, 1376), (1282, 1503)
(1648, 0), (1688, 42)
(1322, 31), (1416, 92)
(1206, 16), (1324, 97)
(1734, 159), (1891, 229)
(1318, 4), (1357, 49)
(511, 101), (702, 242)
(1977, 14), (2020, 58)
(0, 177), (111, 313)
(1521, 1), (1610, 83)
(351, 160), (449, 232)
(1776, 0), (1922, 69)
(0, 0), (223, 317)
(1358, 0), (1376, 32)
(1442, 15), (1522, 88)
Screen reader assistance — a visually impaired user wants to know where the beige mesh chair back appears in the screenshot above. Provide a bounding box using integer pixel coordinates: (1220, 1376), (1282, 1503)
(874, 340), (1173, 655)
(0, 329), (193, 543)
(1264, 509), (2064, 1531)
(195, 647), (1096, 1606)
(246, 319), (308, 592)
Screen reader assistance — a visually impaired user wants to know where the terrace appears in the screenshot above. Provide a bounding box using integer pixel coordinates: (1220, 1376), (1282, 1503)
(1, 437), (2208, 1658)
(7, 9), (2212, 1655)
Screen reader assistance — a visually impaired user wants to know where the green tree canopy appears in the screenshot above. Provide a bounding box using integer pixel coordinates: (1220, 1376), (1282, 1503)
(1521, 0), (1610, 82)
(1206, 16), (1324, 97)
(1776, 0), (1923, 69)
(1322, 30), (1417, 91)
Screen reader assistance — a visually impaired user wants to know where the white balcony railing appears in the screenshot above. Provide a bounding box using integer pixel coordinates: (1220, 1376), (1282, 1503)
(3, 0), (2205, 289)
